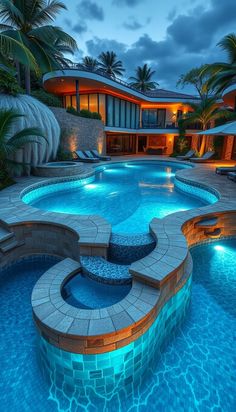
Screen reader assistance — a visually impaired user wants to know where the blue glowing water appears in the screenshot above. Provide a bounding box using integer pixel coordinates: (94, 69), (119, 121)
(0, 239), (236, 411)
(62, 273), (131, 309)
(26, 161), (212, 234)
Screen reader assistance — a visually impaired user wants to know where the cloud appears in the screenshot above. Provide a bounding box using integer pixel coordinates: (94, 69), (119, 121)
(85, 0), (236, 92)
(112, 0), (142, 6)
(77, 0), (104, 21)
(72, 21), (87, 34)
(123, 17), (151, 31)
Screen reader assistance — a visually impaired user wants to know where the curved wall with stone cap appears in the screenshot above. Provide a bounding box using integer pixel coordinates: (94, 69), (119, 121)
(0, 94), (60, 169)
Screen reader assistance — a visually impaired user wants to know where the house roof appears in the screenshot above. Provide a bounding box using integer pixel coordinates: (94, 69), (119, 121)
(144, 89), (198, 99)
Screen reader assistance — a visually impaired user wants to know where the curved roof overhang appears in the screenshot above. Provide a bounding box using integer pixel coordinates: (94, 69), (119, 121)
(43, 69), (199, 105)
(222, 84), (236, 107)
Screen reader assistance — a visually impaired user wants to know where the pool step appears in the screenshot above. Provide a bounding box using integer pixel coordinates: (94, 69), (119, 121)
(80, 256), (131, 284)
(0, 223), (24, 254)
(108, 233), (156, 264)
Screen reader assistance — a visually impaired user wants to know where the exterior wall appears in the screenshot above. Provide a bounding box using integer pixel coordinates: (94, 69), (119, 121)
(223, 135), (235, 160)
(49, 107), (106, 154)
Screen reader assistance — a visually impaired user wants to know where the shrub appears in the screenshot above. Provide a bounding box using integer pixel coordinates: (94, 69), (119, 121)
(66, 106), (102, 120)
(56, 145), (73, 161)
(31, 89), (62, 107)
(0, 70), (23, 96)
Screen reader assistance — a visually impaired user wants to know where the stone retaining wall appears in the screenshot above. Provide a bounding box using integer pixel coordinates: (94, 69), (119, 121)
(49, 107), (106, 154)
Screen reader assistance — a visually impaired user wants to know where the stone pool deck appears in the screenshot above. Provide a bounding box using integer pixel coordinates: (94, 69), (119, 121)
(0, 156), (236, 353)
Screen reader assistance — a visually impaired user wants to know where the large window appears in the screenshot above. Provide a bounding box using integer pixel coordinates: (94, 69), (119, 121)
(64, 93), (140, 128)
(141, 109), (166, 128)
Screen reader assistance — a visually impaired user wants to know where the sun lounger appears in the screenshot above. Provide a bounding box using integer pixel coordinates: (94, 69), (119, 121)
(91, 149), (111, 161)
(227, 172), (236, 182)
(190, 151), (215, 163)
(176, 150), (195, 160)
(215, 165), (236, 175)
(74, 150), (99, 163)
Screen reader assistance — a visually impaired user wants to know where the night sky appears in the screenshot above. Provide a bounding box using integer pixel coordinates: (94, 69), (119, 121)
(56, 0), (236, 93)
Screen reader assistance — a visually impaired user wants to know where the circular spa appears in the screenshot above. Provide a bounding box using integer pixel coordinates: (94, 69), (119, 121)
(23, 161), (218, 234)
(32, 161), (84, 177)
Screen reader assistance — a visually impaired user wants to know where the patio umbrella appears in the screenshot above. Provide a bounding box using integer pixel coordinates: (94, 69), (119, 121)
(197, 121), (236, 135)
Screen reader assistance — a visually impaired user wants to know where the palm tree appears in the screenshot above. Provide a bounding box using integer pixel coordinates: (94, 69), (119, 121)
(98, 51), (125, 77)
(176, 65), (213, 98)
(0, 0), (77, 94)
(82, 56), (98, 71)
(204, 33), (236, 93)
(129, 64), (159, 92)
(179, 97), (234, 156)
(0, 109), (46, 181)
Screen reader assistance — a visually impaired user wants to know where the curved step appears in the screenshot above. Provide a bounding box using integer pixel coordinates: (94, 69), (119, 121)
(108, 233), (156, 264)
(80, 256), (131, 284)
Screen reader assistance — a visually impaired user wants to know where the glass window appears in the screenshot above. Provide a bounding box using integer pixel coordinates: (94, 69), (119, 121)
(142, 109), (149, 127)
(80, 95), (89, 111)
(65, 95), (71, 108)
(148, 109), (157, 126)
(157, 109), (166, 128)
(107, 95), (114, 127)
(89, 94), (98, 113)
(120, 100), (126, 128)
(98, 94), (106, 122)
(114, 98), (120, 127)
(126, 102), (131, 128)
(71, 95), (77, 109)
(131, 104), (136, 129)
(136, 106), (140, 128)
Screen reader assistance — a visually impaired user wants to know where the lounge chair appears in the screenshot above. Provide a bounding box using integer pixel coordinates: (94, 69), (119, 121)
(83, 150), (106, 162)
(215, 165), (236, 175)
(176, 150), (195, 160)
(91, 149), (111, 161)
(190, 151), (215, 163)
(73, 150), (99, 163)
(227, 172), (236, 182)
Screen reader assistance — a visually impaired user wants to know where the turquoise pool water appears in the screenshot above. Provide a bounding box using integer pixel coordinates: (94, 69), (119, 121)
(0, 239), (235, 411)
(62, 273), (131, 309)
(24, 161), (216, 234)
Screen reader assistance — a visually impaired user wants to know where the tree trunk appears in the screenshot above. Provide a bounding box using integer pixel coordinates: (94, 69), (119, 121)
(199, 134), (207, 157)
(25, 66), (31, 95)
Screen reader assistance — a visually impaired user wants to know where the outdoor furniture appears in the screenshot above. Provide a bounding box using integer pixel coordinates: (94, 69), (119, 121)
(190, 151), (215, 163)
(91, 150), (111, 161)
(83, 150), (102, 161)
(176, 150), (196, 160)
(227, 172), (236, 182)
(215, 165), (236, 175)
(73, 150), (99, 163)
(145, 146), (167, 155)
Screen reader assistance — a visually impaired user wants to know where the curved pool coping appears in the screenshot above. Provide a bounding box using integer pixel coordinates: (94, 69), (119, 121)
(0, 157), (236, 353)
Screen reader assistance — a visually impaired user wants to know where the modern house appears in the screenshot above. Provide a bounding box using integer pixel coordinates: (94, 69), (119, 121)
(43, 66), (236, 159)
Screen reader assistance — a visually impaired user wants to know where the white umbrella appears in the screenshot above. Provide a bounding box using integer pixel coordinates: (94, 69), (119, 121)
(197, 121), (236, 135)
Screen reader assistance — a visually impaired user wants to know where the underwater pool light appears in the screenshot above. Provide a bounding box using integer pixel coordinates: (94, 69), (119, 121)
(214, 245), (225, 251)
(85, 184), (97, 190)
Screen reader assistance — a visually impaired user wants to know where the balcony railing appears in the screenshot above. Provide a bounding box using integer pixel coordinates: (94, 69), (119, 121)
(138, 122), (202, 130)
(61, 63), (149, 96)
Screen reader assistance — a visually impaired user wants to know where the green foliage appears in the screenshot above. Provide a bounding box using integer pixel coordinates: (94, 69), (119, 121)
(66, 106), (102, 120)
(129, 64), (159, 91)
(0, 69), (23, 95)
(31, 89), (62, 107)
(176, 64), (213, 98)
(0, 108), (46, 180)
(56, 145), (73, 161)
(98, 51), (125, 77)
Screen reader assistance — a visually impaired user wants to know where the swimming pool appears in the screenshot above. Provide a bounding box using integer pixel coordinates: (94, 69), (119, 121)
(23, 161), (217, 234)
(1, 239), (235, 411)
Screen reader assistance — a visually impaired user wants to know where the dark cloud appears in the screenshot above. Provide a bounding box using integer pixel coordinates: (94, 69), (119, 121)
(78, 0), (104, 21)
(123, 17), (151, 31)
(113, 0), (142, 6)
(72, 21), (87, 34)
(85, 0), (236, 92)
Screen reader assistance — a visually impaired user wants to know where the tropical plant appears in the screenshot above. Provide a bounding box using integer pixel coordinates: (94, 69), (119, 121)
(176, 64), (214, 98)
(31, 89), (62, 107)
(82, 56), (99, 71)
(129, 64), (159, 92)
(66, 106), (102, 120)
(0, 109), (46, 180)
(98, 51), (125, 77)
(0, 0), (77, 94)
(179, 97), (234, 156)
(203, 33), (236, 93)
(0, 69), (23, 95)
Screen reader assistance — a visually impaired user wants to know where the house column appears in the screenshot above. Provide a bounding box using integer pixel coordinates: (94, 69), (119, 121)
(75, 79), (80, 112)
